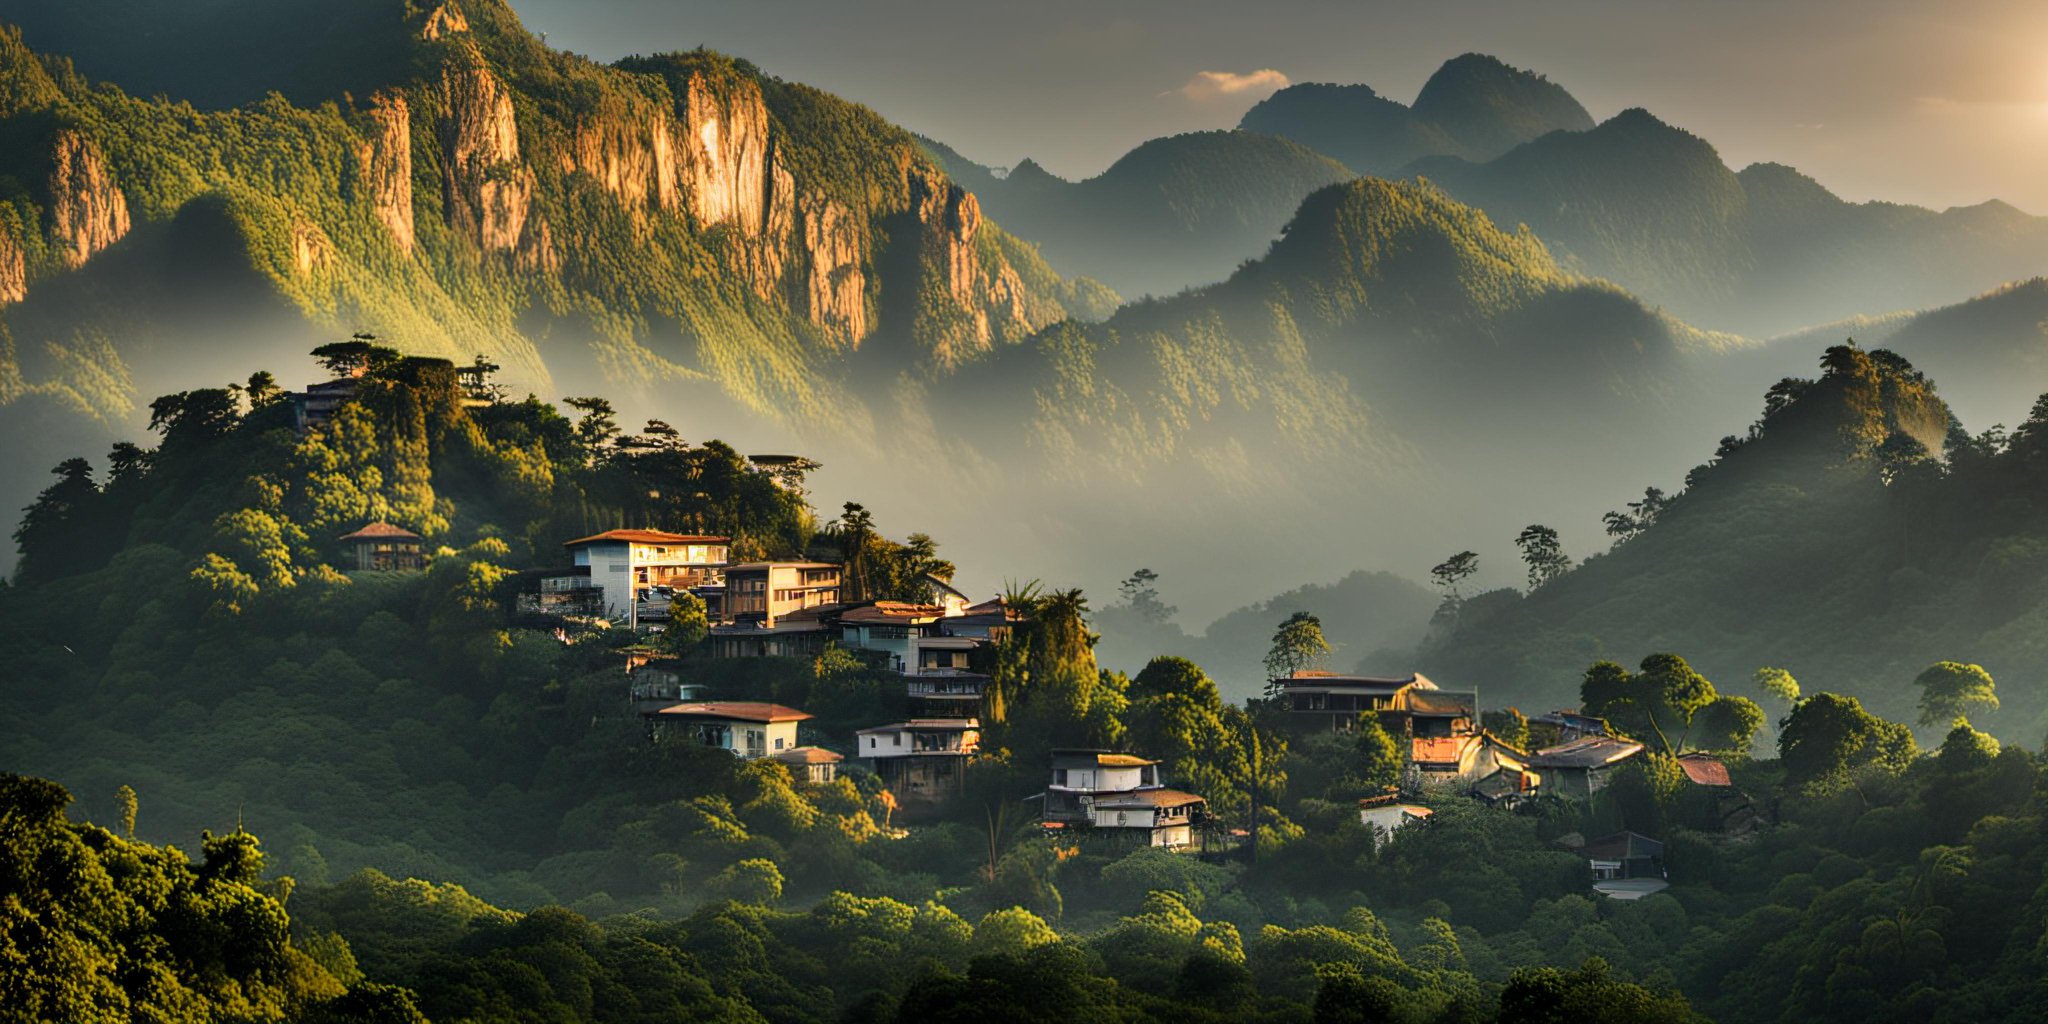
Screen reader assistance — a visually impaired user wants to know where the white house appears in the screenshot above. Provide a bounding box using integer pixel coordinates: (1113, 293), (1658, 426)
(857, 718), (980, 803)
(563, 529), (731, 622)
(1042, 749), (1206, 849)
(642, 701), (810, 759)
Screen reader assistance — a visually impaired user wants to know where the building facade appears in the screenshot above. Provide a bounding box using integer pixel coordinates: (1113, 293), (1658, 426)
(1042, 750), (1206, 849)
(564, 529), (731, 622)
(338, 522), (426, 571)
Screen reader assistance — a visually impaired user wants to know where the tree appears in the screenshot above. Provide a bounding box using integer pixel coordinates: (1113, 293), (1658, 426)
(457, 354), (505, 403)
(1262, 611), (1331, 693)
(1688, 696), (1765, 754)
(1116, 568), (1176, 625)
(1780, 692), (1918, 786)
(1483, 707), (1529, 750)
(1579, 654), (1726, 754)
(115, 784), (138, 838)
(659, 592), (711, 654)
(1428, 551), (1479, 602)
(562, 396), (619, 461)
(1753, 667), (1800, 708)
(1914, 661), (1997, 727)
(1602, 487), (1670, 546)
(1131, 656), (1219, 706)
(12, 457), (100, 584)
(310, 333), (399, 378)
(1513, 525), (1571, 590)
(243, 370), (285, 411)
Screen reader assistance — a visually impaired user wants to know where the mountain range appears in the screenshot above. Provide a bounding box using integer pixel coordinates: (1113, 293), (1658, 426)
(5, 0), (2048, 628)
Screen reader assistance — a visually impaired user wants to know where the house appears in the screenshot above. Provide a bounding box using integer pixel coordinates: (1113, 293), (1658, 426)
(1676, 753), (1758, 832)
(1357, 792), (1433, 847)
(722, 562), (842, 625)
(1529, 709), (1610, 748)
(1411, 732), (1533, 784)
(643, 701), (810, 759)
(564, 529), (732, 623)
(1470, 764), (1542, 808)
(1042, 750), (1207, 848)
(1576, 831), (1670, 899)
(769, 746), (844, 784)
(1530, 736), (1646, 799)
(904, 646), (989, 718)
(337, 522), (426, 571)
(1273, 672), (1477, 742)
(292, 377), (361, 430)
(511, 565), (607, 622)
(857, 718), (980, 802)
(711, 605), (841, 659)
(839, 602), (951, 670)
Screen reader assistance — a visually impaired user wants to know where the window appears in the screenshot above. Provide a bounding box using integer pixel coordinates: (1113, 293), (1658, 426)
(868, 737), (876, 749)
(1053, 769), (1067, 786)
(774, 737), (785, 750)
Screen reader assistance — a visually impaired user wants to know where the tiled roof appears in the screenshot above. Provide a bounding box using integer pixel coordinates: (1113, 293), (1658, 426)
(563, 529), (729, 547)
(1677, 753), (1733, 787)
(770, 746), (844, 765)
(841, 602), (948, 624)
(338, 521), (421, 541)
(1412, 735), (1479, 765)
(1532, 735), (1645, 769)
(647, 701), (811, 723)
(1094, 787), (1206, 810)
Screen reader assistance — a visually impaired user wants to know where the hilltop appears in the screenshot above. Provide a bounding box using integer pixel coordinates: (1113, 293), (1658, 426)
(1240, 53), (1595, 174)
(922, 130), (1354, 299)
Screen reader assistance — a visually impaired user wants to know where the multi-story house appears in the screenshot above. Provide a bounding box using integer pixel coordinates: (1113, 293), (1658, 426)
(857, 718), (980, 804)
(1042, 749), (1207, 849)
(563, 529), (731, 622)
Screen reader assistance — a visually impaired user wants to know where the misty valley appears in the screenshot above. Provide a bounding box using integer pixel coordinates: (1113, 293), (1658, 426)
(5, 2), (2048, 1023)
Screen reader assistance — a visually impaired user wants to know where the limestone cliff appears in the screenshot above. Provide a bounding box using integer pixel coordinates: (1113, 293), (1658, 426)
(677, 72), (775, 236)
(436, 50), (535, 255)
(799, 195), (868, 343)
(567, 111), (680, 214)
(0, 225), (23, 305)
(357, 90), (415, 252)
(908, 165), (1031, 366)
(47, 130), (130, 269)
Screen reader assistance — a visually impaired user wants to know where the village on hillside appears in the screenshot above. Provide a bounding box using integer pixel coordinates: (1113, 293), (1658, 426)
(338, 488), (1749, 901)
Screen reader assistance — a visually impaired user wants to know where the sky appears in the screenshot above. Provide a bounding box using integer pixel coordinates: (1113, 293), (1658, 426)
(507, 0), (2048, 214)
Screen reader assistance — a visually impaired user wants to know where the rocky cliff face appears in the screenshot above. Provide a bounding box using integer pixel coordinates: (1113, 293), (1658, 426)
(567, 112), (680, 214)
(436, 50), (537, 256)
(909, 166), (1028, 365)
(47, 130), (130, 269)
(0, 225), (23, 305)
(358, 90), (415, 252)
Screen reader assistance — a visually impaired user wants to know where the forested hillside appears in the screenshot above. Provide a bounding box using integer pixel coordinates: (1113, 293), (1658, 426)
(0, 0), (1112, 578)
(13, 342), (2048, 1023)
(1417, 343), (2048, 737)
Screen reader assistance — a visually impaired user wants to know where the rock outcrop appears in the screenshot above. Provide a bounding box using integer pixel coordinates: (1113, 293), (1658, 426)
(799, 196), (868, 344)
(436, 52), (535, 254)
(47, 130), (130, 269)
(0, 226), (24, 305)
(358, 91), (415, 252)
(678, 73), (776, 235)
(420, 1), (470, 41)
(908, 165), (1028, 364)
(567, 112), (680, 214)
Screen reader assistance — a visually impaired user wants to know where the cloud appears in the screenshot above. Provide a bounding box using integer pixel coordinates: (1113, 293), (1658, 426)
(1170, 68), (1290, 103)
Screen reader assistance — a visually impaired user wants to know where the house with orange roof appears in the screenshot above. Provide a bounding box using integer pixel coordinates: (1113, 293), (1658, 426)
(642, 701), (811, 759)
(563, 529), (731, 623)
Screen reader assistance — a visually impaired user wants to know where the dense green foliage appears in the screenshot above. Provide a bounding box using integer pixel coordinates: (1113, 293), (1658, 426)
(1418, 342), (2048, 738)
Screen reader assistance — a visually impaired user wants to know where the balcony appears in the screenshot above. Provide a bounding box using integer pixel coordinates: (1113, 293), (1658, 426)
(906, 673), (988, 698)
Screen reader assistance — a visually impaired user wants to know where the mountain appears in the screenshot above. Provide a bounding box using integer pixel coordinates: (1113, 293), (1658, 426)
(921, 130), (1354, 299)
(0, 2), (1116, 574)
(1411, 109), (2048, 336)
(1415, 342), (2048, 731)
(1239, 53), (1594, 174)
(906, 176), (1760, 619)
